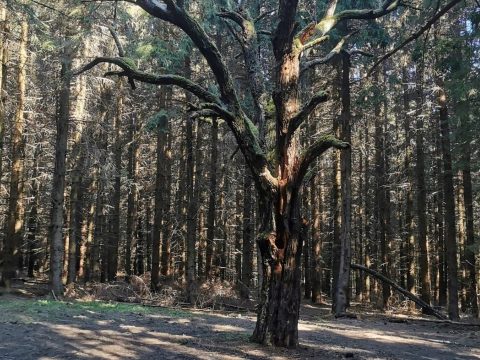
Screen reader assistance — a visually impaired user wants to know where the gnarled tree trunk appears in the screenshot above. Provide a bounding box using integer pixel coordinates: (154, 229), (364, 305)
(251, 13), (347, 345)
(77, 0), (444, 348)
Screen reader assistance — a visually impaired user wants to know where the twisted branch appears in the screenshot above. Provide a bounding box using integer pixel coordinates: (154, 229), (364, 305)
(298, 0), (401, 48)
(295, 134), (349, 186)
(75, 57), (222, 105)
(288, 91), (329, 137)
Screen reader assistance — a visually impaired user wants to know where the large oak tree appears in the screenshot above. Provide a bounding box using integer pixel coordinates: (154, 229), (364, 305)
(79, 0), (463, 347)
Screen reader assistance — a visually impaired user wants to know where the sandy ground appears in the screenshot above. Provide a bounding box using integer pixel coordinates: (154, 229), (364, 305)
(0, 297), (479, 360)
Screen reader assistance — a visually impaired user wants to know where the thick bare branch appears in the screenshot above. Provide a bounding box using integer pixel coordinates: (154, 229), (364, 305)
(300, 35), (329, 53)
(288, 91), (329, 136)
(258, 30), (272, 36)
(223, 19), (243, 45)
(299, 0), (401, 47)
(295, 134), (349, 186)
(367, 0), (462, 77)
(218, 9), (245, 28)
(88, 1), (276, 195)
(218, 7), (267, 144)
(324, 0), (339, 18)
(196, 102), (235, 121)
(254, 9), (275, 23)
(75, 57), (222, 104)
(106, 26), (137, 89)
(189, 108), (221, 120)
(134, 0), (239, 106)
(107, 26), (125, 57)
(301, 32), (357, 73)
(334, 0), (401, 21)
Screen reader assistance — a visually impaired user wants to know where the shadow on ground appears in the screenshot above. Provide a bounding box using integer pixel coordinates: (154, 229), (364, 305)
(0, 297), (478, 359)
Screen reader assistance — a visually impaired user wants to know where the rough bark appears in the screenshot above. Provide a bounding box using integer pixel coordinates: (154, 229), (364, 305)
(152, 90), (167, 290)
(311, 170), (323, 304)
(109, 79), (124, 282)
(381, 65), (393, 309)
(135, 208), (145, 275)
(125, 114), (139, 279)
(456, 172), (467, 311)
(462, 144), (478, 317)
(363, 123), (372, 302)
(185, 55), (198, 302)
(235, 184), (243, 282)
(435, 115), (447, 307)
(331, 76), (342, 308)
(414, 61), (431, 306)
(374, 70), (389, 307)
(218, 156), (228, 282)
(303, 215), (311, 300)
(193, 115), (204, 281)
(241, 169), (254, 298)
(402, 65), (415, 297)
(356, 129), (364, 301)
(160, 116), (173, 278)
(174, 124), (187, 280)
(197, 206), (206, 280)
(26, 147), (41, 278)
(98, 165), (108, 283)
(334, 51), (352, 316)
(0, 5), (8, 184)
(94, 161), (107, 282)
(1, 19), (28, 287)
(251, 2), (348, 345)
(95, 89), (112, 282)
(49, 36), (73, 295)
(67, 61), (87, 284)
(82, 164), (98, 282)
(437, 85), (459, 320)
(205, 117), (218, 278)
(146, 203), (152, 272)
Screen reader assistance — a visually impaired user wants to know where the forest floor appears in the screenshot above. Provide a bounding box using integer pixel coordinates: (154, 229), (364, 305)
(0, 283), (479, 360)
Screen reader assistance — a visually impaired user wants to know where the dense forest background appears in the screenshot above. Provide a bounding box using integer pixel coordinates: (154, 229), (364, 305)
(0, 0), (478, 328)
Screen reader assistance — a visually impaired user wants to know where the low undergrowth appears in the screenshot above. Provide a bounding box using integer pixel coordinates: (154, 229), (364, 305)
(0, 297), (193, 324)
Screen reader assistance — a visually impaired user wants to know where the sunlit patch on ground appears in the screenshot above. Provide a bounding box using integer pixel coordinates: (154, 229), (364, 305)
(0, 299), (478, 359)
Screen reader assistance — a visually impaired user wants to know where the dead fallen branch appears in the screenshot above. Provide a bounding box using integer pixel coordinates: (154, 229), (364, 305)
(397, 317), (480, 327)
(351, 263), (447, 320)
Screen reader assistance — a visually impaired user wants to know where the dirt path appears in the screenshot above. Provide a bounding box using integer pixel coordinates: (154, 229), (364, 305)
(0, 298), (478, 360)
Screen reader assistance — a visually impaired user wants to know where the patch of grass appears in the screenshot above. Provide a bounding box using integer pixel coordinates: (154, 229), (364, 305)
(74, 301), (192, 318)
(0, 299), (193, 324)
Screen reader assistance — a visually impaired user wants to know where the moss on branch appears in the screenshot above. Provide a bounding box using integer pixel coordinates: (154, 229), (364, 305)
(297, 0), (401, 48)
(75, 56), (221, 105)
(295, 134), (349, 187)
(288, 91), (329, 138)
